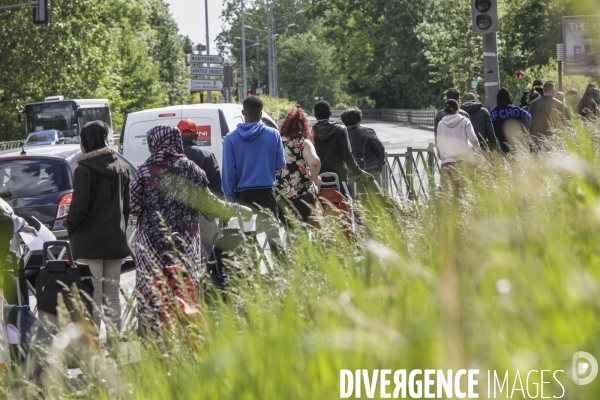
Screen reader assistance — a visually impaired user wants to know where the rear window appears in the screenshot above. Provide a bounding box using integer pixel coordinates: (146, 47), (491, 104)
(0, 160), (71, 199)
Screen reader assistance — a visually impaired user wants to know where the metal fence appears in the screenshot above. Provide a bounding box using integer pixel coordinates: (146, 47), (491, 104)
(381, 143), (441, 200)
(0, 141), (23, 151)
(362, 109), (437, 127)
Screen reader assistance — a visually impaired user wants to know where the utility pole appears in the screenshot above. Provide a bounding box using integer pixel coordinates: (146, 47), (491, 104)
(205, 0), (211, 103)
(482, 33), (500, 110)
(241, 0), (247, 98)
(256, 36), (260, 92)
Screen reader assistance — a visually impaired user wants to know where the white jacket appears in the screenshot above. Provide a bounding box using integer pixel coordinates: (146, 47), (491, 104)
(437, 114), (480, 164)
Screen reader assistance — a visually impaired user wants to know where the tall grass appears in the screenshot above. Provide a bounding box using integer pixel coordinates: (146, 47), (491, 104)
(4, 120), (600, 398)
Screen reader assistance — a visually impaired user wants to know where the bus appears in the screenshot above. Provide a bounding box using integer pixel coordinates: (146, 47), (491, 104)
(24, 96), (115, 144)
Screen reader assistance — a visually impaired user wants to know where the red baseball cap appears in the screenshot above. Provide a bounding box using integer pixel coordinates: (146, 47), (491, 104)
(177, 119), (198, 137)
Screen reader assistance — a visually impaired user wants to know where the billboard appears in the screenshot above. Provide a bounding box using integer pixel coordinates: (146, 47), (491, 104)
(563, 15), (600, 76)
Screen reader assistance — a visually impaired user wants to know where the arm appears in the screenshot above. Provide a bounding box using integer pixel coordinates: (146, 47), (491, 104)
(302, 140), (321, 186)
(483, 111), (498, 152)
(275, 134), (285, 171)
(367, 129), (386, 162)
(341, 128), (362, 176)
(222, 136), (237, 201)
(206, 153), (224, 197)
(67, 166), (93, 234)
(123, 171), (130, 226)
(465, 120), (480, 150)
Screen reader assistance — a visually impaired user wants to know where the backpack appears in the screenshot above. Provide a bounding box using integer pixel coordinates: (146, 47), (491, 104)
(35, 241), (94, 324)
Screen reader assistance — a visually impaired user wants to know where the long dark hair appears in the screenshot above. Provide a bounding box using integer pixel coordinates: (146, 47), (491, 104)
(279, 105), (313, 141)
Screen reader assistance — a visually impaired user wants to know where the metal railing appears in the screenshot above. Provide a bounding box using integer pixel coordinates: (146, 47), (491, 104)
(381, 143), (441, 200)
(362, 109), (437, 127)
(0, 140), (23, 151)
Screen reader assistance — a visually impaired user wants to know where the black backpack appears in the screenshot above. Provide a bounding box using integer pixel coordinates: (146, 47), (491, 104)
(35, 241), (94, 321)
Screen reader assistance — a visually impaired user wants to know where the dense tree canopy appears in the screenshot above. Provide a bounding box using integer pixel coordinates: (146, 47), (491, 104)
(0, 0), (191, 140)
(218, 0), (596, 110)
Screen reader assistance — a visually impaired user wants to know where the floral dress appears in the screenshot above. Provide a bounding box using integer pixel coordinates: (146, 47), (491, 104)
(275, 137), (317, 202)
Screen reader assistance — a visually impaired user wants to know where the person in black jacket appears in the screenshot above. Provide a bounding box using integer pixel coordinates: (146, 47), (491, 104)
(177, 118), (223, 257)
(67, 121), (130, 333)
(312, 101), (372, 197)
(577, 83), (600, 119)
(340, 107), (386, 191)
(519, 78), (545, 108)
(460, 93), (499, 153)
(528, 81), (568, 149)
(490, 88), (532, 154)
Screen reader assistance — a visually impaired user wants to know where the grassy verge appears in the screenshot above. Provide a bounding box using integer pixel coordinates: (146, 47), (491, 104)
(5, 120), (600, 399)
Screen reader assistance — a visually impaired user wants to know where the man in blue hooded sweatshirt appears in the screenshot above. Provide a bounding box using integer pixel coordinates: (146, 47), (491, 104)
(222, 96), (285, 254)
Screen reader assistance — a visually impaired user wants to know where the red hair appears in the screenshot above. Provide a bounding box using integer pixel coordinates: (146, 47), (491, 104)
(279, 105), (313, 142)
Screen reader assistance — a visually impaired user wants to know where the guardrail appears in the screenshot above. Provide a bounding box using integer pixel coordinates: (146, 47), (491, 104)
(381, 143), (440, 200)
(362, 109), (437, 127)
(0, 141), (23, 151)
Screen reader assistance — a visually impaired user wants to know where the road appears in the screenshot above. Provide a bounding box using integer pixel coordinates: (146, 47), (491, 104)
(360, 120), (434, 154)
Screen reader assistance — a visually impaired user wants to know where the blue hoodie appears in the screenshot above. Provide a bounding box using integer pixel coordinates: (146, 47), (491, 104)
(222, 121), (285, 200)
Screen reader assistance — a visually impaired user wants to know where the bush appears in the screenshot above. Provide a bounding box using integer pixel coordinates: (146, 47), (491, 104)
(260, 96), (297, 124)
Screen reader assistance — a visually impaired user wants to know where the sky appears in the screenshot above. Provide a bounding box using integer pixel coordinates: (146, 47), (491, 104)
(165, 0), (224, 55)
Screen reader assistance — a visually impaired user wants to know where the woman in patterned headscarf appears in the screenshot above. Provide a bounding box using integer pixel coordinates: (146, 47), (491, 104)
(131, 125), (251, 334)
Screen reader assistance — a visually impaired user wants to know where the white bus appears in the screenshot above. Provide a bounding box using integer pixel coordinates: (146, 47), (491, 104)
(24, 96), (115, 144)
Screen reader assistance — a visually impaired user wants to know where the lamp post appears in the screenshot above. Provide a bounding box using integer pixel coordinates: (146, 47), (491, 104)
(241, 0), (247, 98)
(557, 34), (564, 92)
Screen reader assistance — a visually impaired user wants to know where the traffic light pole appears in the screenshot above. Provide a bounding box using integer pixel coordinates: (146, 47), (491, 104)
(482, 32), (500, 111)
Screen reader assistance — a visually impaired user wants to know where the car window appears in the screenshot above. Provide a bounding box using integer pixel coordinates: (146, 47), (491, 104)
(0, 160), (71, 199)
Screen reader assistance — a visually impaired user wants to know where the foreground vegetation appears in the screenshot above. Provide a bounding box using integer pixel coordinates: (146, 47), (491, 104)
(2, 120), (599, 398)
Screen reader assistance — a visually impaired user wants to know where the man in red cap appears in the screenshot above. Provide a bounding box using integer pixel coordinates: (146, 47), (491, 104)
(177, 118), (223, 256)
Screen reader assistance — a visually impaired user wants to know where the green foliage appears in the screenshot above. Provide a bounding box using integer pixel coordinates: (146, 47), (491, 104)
(8, 120), (600, 398)
(0, 0), (191, 140)
(260, 96), (296, 123)
(276, 25), (346, 109)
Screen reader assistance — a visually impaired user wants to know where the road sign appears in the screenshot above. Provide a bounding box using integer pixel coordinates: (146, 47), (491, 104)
(256, 88), (263, 94)
(188, 67), (224, 76)
(195, 44), (207, 52)
(188, 79), (224, 91)
(187, 54), (224, 64)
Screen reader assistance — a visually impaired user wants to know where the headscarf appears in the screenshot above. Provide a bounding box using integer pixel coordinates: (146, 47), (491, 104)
(80, 120), (108, 152)
(146, 125), (185, 165)
(497, 88), (513, 107)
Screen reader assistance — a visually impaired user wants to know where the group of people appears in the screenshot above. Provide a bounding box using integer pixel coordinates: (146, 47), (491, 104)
(59, 96), (386, 335)
(434, 80), (599, 177)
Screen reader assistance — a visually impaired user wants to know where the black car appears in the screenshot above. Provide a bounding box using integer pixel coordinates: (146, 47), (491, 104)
(0, 144), (137, 266)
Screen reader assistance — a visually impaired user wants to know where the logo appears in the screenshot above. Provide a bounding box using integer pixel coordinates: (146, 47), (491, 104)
(572, 351), (598, 385)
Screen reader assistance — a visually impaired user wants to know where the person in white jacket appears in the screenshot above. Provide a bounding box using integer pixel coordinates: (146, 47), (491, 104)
(0, 198), (37, 264)
(436, 99), (480, 179)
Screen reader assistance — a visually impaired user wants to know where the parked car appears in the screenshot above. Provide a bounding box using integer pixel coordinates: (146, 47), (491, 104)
(24, 130), (65, 147)
(119, 103), (279, 168)
(0, 144), (137, 268)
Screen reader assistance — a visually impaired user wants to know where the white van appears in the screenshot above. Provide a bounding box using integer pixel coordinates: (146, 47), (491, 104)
(118, 103), (279, 168)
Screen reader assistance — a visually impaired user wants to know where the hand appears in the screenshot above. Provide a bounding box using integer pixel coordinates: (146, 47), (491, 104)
(20, 226), (37, 235)
(240, 205), (253, 222)
(359, 170), (374, 181)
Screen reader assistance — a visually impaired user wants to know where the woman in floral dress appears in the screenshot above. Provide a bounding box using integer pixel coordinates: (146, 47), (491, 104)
(275, 106), (322, 225)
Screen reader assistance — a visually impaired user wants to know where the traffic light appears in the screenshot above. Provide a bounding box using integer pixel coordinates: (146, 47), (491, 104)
(517, 71), (524, 81)
(471, 0), (498, 34)
(33, 0), (48, 24)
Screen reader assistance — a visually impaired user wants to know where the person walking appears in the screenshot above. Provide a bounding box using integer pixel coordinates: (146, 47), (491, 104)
(222, 96), (285, 255)
(131, 125), (251, 334)
(490, 88), (532, 154)
(312, 101), (372, 198)
(341, 107), (386, 190)
(460, 93), (499, 153)
(577, 83), (600, 119)
(437, 100), (480, 180)
(274, 106), (321, 226)
(177, 118), (223, 258)
(67, 121), (130, 333)
(519, 78), (545, 108)
(528, 81), (568, 149)
(434, 88), (470, 144)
